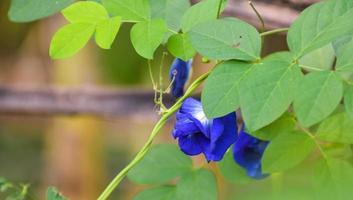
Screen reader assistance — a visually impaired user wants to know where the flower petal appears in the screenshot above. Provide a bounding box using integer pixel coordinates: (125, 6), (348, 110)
(180, 98), (211, 136)
(206, 112), (237, 161)
(178, 133), (206, 156)
(233, 128), (269, 179)
(169, 58), (192, 98)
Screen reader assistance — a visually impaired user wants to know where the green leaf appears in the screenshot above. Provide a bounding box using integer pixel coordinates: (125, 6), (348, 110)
(102, 0), (150, 21)
(180, 0), (220, 32)
(95, 17), (122, 49)
(188, 18), (261, 61)
(176, 169), (217, 200)
(313, 158), (353, 199)
(287, 0), (353, 58)
(8, 0), (73, 22)
(317, 112), (353, 144)
(344, 86), (353, 118)
(336, 37), (353, 72)
(262, 131), (316, 173)
(202, 61), (255, 118)
(264, 51), (294, 63)
(218, 151), (253, 184)
(47, 187), (67, 200)
(130, 19), (168, 59)
(167, 33), (196, 61)
(250, 113), (296, 141)
(299, 45), (335, 72)
(240, 60), (302, 131)
(293, 71), (343, 127)
(134, 186), (176, 200)
(149, 0), (190, 32)
(49, 23), (95, 59)
(128, 144), (192, 184)
(62, 1), (108, 24)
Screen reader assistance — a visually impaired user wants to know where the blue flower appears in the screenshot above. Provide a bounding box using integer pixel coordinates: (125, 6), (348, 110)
(172, 98), (237, 162)
(169, 58), (192, 98)
(233, 128), (269, 179)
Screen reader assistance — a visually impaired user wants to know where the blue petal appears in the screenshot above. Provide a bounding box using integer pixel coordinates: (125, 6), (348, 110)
(206, 112), (237, 161)
(178, 133), (207, 156)
(173, 112), (200, 138)
(233, 128), (269, 179)
(169, 58), (192, 98)
(179, 98), (211, 137)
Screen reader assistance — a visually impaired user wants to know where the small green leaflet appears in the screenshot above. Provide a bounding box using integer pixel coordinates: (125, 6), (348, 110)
(344, 86), (353, 118)
(299, 45), (335, 72)
(250, 112), (296, 141)
(176, 169), (217, 200)
(293, 71), (343, 127)
(188, 18), (261, 61)
(62, 1), (108, 23)
(262, 131), (316, 173)
(47, 187), (67, 200)
(8, 0), (73, 22)
(102, 0), (150, 21)
(287, 0), (353, 58)
(240, 60), (302, 131)
(50, 23), (95, 59)
(130, 19), (168, 59)
(134, 186), (176, 200)
(202, 61), (255, 118)
(95, 17), (122, 49)
(313, 158), (353, 200)
(218, 151), (253, 184)
(317, 112), (353, 144)
(180, 0), (222, 32)
(335, 37), (353, 72)
(128, 144), (192, 184)
(50, 2), (122, 59)
(149, 0), (190, 32)
(167, 33), (196, 61)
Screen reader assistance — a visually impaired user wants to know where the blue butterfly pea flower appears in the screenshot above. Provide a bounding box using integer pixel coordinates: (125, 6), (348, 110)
(233, 128), (269, 179)
(169, 58), (192, 98)
(172, 98), (237, 162)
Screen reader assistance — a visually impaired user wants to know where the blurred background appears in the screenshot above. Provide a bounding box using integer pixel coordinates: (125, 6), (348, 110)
(0, 0), (313, 199)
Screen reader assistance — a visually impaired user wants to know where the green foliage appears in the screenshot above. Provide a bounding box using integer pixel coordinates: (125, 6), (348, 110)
(175, 169), (217, 200)
(313, 158), (353, 199)
(188, 18), (261, 61)
(335, 38), (353, 72)
(47, 187), (67, 200)
(262, 131), (316, 173)
(287, 0), (353, 58)
(293, 71), (343, 127)
(180, 0), (221, 32)
(62, 1), (109, 23)
(128, 144), (192, 184)
(50, 1), (122, 58)
(95, 17), (122, 49)
(299, 45), (335, 72)
(130, 19), (168, 59)
(8, 0), (73, 22)
(250, 113), (296, 141)
(130, 145), (217, 200)
(344, 86), (353, 118)
(317, 112), (353, 144)
(0, 178), (30, 200)
(167, 33), (196, 61)
(218, 151), (253, 184)
(50, 23), (96, 59)
(202, 61), (255, 118)
(149, 0), (190, 32)
(240, 60), (301, 131)
(134, 186), (176, 200)
(102, 0), (151, 21)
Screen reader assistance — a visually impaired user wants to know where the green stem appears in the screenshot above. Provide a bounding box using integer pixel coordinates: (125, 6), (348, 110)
(260, 28), (289, 36)
(217, 0), (223, 18)
(248, 1), (265, 32)
(97, 72), (210, 200)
